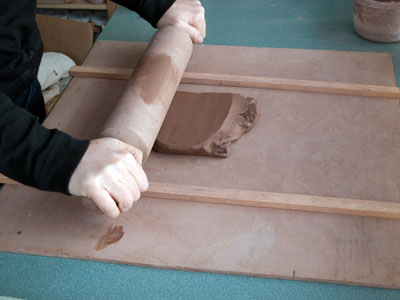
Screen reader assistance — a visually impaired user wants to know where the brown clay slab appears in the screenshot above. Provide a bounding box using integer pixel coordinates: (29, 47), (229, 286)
(0, 41), (399, 288)
(154, 91), (259, 157)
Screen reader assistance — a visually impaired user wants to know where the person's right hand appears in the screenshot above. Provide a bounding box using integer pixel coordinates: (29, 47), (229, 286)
(68, 137), (148, 218)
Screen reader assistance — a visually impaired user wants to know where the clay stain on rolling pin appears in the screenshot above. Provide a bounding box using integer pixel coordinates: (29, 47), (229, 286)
(134, 53), (179, 105)
(95, 225), (124, 251)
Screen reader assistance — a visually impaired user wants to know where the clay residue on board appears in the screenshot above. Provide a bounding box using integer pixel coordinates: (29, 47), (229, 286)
(154, 91), (259, 157)
(95, 225), (124, 251)
(130, 53), (179, 105)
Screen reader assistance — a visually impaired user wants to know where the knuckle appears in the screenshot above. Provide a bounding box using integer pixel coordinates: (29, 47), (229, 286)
(127, 197), (134, 209)
(117, 159), (128, 170)
(103, 164), (115, 176)
(104, 156), (119, 167)
(119, 190), (134, 209)
(141, 180), (149, 192)
(124, 152), (135, 164)
(172, 17), (182, 26)
(119, 201), (132, 212)
(108, 211), (119, 218)
(194, 35), (203, 43)
(85, 185), (97, 196)
(133, 189), (141, 202)
(80, 181), (95, 196)
(102, 204), (118, 217)
(133, 151), (143, 164)
(105, 158), (126, 173)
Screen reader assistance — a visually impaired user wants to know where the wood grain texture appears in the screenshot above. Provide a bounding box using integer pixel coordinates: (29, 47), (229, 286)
(69, 65), (400, 99)
(1, 41), (400, 288)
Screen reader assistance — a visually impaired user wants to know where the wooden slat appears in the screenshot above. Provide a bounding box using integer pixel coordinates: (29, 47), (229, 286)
(69, 65), (400, 99)
(144, 182), (400, 220)
(69, 65), (131, 79)
(2, 174), (399, 219)
(0, 174), (19, 185)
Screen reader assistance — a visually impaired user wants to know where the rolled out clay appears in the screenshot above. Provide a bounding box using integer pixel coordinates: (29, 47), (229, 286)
(154, 91), (259, 157)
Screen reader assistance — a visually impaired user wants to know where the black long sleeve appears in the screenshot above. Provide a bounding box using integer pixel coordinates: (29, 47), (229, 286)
(0, 0), (172, 194)
(0, 0), (90, 194)
(0, 92), (89, 193)
(113, 0), (175, 27)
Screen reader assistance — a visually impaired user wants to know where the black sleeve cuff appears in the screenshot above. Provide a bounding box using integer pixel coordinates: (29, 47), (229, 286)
(33, 129), (90, 195)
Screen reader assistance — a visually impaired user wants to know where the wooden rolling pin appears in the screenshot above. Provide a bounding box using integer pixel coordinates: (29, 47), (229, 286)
(83, 26), (193, 213)
(101, 25), (193, 160)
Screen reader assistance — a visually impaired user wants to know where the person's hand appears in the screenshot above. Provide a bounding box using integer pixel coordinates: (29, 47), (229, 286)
(68, 138), (149, 218)
(157, 0), (206, 43)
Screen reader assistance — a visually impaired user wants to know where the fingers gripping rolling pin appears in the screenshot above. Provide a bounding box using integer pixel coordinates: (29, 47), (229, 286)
(102, 26), (193, 160)
(82, 26), (193, 213)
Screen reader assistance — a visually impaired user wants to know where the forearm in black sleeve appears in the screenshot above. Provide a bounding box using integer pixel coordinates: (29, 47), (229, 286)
(0, 93), (89, 194)
(113, 0), (175, 27)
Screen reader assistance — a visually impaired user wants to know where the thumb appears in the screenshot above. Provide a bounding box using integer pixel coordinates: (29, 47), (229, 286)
(122, 142), (144, 165)
(175, 19), (203, 43)
(120, 142), (149, 193)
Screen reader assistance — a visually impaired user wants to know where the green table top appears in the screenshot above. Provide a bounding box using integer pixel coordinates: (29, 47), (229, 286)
(1, 1), (400, 299)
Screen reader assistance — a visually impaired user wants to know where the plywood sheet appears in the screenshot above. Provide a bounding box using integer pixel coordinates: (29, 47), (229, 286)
(0, 41), (400, 288)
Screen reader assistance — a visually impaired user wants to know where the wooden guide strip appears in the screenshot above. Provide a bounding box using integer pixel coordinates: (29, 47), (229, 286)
(37, 3), (107, 10)
(0, 174), (18, 185)
(69, 66), (132, 80)
(2, 174), (400, 219)
(144, 182), (400, 219)
(69, 66), (400, 99)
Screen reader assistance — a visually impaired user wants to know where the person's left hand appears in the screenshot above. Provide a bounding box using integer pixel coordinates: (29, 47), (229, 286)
(157, 0), (206, 44)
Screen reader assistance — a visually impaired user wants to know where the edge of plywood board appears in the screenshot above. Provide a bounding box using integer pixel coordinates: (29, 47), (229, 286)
(0, 247), (397, 289)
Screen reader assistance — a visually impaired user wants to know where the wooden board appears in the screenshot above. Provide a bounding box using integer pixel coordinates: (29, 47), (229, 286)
(1, 41), (400, 288)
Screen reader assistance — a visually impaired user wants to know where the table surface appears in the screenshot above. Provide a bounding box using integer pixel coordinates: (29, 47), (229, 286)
(1, 1), (400, 299)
